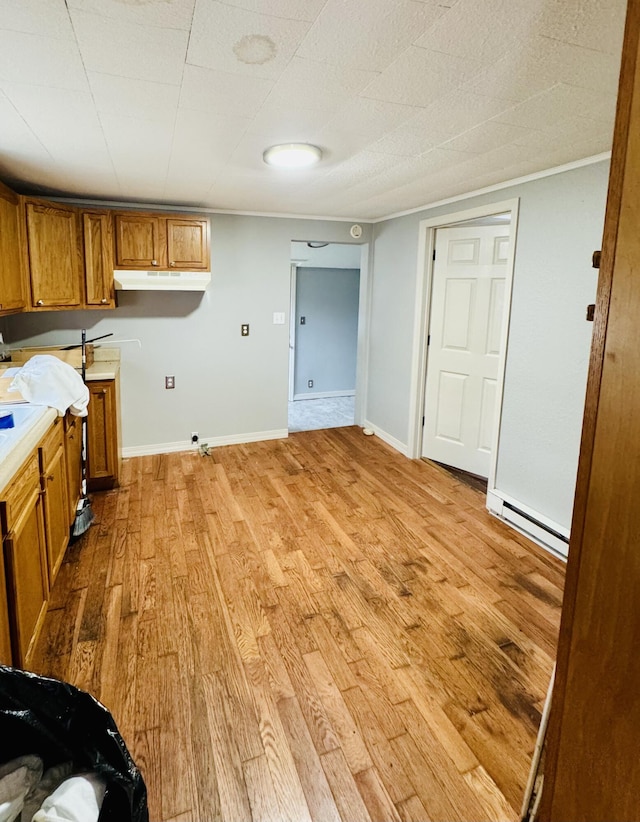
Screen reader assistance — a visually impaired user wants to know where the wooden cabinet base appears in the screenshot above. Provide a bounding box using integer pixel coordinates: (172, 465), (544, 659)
(87, 378), (121, 491)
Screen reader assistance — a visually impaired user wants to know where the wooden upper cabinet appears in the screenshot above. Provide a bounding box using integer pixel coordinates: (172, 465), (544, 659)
(167, 218), (209, 270)
(83, 210), (115, 308)
(114, 212), (210, 270)
(0, 181), (27, 315)
(25, 199), (83, 309)
(114, 213), (162, 268)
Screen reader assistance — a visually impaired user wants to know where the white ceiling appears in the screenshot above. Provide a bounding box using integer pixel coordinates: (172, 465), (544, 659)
(0, 0), (626, 220)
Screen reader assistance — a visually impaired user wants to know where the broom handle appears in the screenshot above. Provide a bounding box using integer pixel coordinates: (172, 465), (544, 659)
(81, 330), (89, 496)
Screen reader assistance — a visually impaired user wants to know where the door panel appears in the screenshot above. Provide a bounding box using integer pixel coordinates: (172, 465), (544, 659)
(478, 378), (498, 453)
(486, 279), (505, 355)
(422, 224), (510, 477)
(443, 279), (475, 350)
(435, 372), (466, 443)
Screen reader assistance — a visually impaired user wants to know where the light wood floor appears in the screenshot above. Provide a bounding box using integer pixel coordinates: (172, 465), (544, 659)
(31, 427), (564, 822)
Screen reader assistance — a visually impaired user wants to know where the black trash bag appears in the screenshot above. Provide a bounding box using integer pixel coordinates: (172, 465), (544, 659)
(0, 665), (148, 822)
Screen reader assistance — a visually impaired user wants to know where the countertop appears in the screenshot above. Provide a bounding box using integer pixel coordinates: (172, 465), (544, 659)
(0, 405), (57, 496)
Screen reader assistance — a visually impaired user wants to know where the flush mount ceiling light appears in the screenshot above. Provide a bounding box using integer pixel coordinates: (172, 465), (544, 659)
(263, 143), (322, 169)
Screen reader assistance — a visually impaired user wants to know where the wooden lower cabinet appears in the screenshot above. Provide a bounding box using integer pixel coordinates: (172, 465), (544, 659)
(40, 419), (69, 587)
(87, 379), (120, 490)
(0, 413), (82, 666)
(2, 454), (49, 668)
(0, 553), (12, 665)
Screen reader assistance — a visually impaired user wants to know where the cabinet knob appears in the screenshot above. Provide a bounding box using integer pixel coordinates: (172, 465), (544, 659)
(101, 298), (108, 304)
(47, 474), (54, 482)
(36, 299), (44, 306)
(100, 389), (107, 394)
(151, 259), (158, 266)
(170, 261), (176, 267)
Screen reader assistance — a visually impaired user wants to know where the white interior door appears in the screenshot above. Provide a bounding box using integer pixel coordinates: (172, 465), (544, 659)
(422, 224), (511, 477)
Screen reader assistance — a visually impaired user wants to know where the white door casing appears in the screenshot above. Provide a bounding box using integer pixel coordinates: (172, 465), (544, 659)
(421, 224), (511, 477)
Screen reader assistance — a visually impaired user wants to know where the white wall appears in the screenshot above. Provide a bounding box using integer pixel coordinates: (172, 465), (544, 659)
(0, 214), (370, 452)
(294, 267), (360, 397)
(367, 161), (610, 531)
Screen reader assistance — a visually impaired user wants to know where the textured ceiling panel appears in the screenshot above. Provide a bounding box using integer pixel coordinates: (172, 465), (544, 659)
(88, 72), (181, 124)
(0, 0), (627, 219)
(362, 47), (485, 107)
(67, 0), (197, 30)
(215, 0), (327, 23)
(180, 64), (274, 117)
(0, 0), (75, 40)
(296, 0), (448, 71)
(71, 10), (189, 85)
(187, 0), (312, 79)
(0, 29), (87, 89)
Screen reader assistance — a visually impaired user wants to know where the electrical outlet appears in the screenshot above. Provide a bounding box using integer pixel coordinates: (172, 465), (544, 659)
(300, 316), (306, 325)
(191, 432), (199, 444)
(165, 376), (175, 389)
(241, 323), (249, 336)
(308, 379), (314, 388)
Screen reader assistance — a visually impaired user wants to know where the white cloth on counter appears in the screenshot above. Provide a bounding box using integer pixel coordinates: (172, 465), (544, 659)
(31, 774), (106, 822)
(0, 756), (43, 822)
(9, 356), (89, 417)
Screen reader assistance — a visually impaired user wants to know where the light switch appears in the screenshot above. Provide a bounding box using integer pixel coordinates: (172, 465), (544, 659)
(273, 312), (285, 325)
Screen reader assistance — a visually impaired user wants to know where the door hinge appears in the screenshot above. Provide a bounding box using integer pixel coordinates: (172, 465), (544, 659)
(427, 334), (431, 346)
(433, 249), (436, 261)
(586, 304), (595, 322)
(592, 250), (601, 269)
(422, 415), (425, 426)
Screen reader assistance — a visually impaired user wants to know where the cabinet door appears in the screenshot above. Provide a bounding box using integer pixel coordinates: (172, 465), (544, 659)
(0, 552), (12, 665)
(167, 218), (210, 270)
(25, 200), (82, 308)
(41, 434), (70, 587)
(65, 414), (83, 526)
(114, 214), (162, 268)
(0, 182), (26, 314)
(83, 210), (115, 308)
(4, 485), (48, 667)
(87, 380), (118, 489)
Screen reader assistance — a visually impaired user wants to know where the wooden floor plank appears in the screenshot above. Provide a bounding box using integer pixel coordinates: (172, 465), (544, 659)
(30, 427), (564, 821)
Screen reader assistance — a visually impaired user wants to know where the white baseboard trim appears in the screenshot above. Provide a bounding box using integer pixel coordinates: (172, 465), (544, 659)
(292, 390), (355, 400)
(362, 420), (409, 457)
(122, 428), (289, 458)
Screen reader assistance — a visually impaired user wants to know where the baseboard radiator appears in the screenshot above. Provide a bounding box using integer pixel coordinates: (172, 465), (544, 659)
(487, 492), (569, 560)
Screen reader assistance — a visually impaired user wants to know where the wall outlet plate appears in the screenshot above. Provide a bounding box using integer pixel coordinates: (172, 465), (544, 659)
(241, 323), (249, 336)
(165, 376), (175, 389)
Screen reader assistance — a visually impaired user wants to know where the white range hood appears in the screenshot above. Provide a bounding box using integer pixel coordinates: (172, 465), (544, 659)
(113, 270), (211, 291)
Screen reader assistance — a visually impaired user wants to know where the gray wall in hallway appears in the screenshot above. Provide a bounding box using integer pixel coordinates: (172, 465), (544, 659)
(294, 267), (360, 397)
